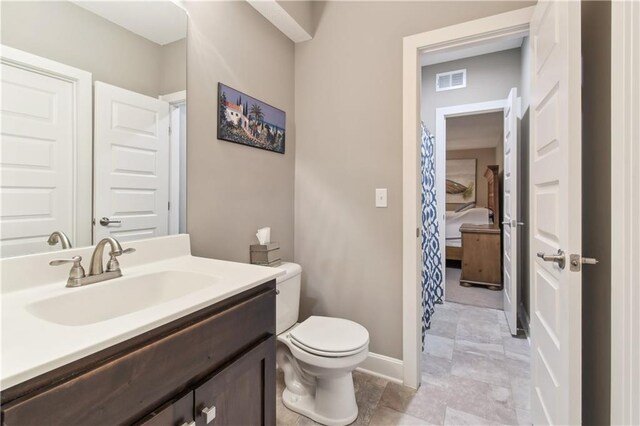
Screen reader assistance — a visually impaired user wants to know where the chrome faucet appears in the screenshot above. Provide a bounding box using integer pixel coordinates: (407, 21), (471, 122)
(47, 231), (72, 249)
(49, 237), (135, 288)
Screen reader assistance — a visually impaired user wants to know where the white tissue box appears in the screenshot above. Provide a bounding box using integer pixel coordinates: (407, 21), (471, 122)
(250, 243), (281, 265)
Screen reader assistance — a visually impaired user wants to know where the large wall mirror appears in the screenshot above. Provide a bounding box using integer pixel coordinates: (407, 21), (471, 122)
(0, 1), (187, 258)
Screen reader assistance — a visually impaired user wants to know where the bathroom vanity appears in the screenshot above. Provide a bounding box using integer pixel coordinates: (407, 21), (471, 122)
(0, 235), (281, 426)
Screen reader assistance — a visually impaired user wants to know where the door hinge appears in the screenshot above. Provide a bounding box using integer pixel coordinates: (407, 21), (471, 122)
(569, 254), (599, 272)
(168, 201), (171, 210)
(168, 126), (172, 136)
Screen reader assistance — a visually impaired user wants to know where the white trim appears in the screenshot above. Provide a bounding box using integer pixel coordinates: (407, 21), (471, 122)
(247, 0), (312, 43)
(160, 90), (187, 236)
(402, 7), (534, 389)
(160, 90), (186, 105)
(611, 1), (640, 424)
(356, 352), (403, 384)
(0, 44), (93, 248)
(434, 99), (507, 300)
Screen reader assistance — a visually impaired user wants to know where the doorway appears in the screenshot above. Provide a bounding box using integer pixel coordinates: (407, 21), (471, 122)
(404, 3), (584, 424)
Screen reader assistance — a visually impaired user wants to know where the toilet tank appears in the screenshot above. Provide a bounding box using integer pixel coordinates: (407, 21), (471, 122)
(275, 262), (302, 334)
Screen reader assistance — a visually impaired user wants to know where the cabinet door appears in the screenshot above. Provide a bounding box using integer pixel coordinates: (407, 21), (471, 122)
(138, 392), (194, 426)
(194, 336), (275, 426)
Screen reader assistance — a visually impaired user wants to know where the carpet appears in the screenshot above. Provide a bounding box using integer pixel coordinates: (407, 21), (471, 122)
(444, 267), (503, 310)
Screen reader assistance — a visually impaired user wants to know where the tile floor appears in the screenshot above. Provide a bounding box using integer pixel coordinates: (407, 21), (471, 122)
(276, 302), (531, 425)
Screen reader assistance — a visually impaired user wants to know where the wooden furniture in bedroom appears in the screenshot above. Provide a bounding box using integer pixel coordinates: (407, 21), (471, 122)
(485, 165), (500, 225)
(460, 223), (502, 290)
(446, 246), (463, 261)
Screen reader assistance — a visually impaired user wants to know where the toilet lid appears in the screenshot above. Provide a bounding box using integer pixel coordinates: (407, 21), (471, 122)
(289, 316), (369, 356)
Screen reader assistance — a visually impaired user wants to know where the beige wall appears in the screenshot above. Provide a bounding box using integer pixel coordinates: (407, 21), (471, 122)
(0, 1), (185, 98)
(160, 39), (187, 96)
(446, 148), (497, 211)
(186, 1), (295, 263)
(294, 1), (535, 359)
(277, 1), (315, 37)
(422, 48), (522, 131)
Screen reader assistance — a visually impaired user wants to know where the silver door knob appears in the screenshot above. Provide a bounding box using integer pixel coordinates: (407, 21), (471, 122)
(99, 217), (121, 226)
(537, 249), (566, 269)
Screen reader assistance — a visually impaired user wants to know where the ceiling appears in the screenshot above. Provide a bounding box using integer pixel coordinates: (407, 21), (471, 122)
(421, 36), (523, 67)
(72, 1), (187, 46)
(446, 112), (503, 151)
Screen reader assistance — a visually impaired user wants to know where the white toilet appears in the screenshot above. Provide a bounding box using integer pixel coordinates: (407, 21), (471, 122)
(275, 262), (369, 426)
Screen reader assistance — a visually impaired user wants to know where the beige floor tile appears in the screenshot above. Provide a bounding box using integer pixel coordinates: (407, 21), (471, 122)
(369, 406), (434, 425)
(454, 338), (505, 360)
(456, 320), (503, 344)
(421, 353), (452, 386)
(502, 336), (530, 358)
(510, 376), (531, 411)
(443, 407), (505, 425)
(379, 381), (448, 425)
(516, 408), (531, 425)
(503, 356), (530, 380)
(424, 334), (455, 360)
(439, 375), (518, 424)
(353, 371), (389, 425)
(450, 351), (511, 387)
(426, 318), (458, 339)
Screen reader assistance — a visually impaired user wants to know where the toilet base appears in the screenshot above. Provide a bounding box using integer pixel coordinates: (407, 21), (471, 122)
(282, 380), (358, 426)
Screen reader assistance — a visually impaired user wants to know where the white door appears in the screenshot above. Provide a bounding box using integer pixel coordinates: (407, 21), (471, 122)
(93, 82), (170, 242)
(530, 1), (582, 424)
(502, 87), (519, 335)
(0, 63), (74, 257)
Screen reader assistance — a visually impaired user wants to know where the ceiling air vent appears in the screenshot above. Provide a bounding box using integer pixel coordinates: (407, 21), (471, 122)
(435, 69), (467, 92)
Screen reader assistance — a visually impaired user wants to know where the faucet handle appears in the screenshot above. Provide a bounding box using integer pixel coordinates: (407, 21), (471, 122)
(49, 256), (86, 286)
(49, 255), (83, 267)
(106, 247), (135, 272)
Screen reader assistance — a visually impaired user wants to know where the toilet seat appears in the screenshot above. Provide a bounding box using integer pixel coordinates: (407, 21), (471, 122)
(289, 316), (369, 357)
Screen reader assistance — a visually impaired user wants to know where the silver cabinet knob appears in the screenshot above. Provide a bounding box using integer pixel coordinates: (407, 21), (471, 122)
(201, 406), (216, 424)
(99, 217), (121, 226)
(537, 249), (566, 269)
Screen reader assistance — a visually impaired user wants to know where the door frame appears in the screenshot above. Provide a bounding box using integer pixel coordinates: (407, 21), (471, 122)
(0, 45), (93, 247)
(401, 7), (534, 388)
(160, 90), (187, 235)
(434, 98), (508, 302)
(610, 1), (639, 424)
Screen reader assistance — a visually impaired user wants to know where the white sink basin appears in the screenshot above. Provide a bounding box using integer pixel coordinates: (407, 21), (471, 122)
(26, 270), (217, 326)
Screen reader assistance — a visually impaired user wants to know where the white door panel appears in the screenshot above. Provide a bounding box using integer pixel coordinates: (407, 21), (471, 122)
(0, 63), (74, 256)
(530, 1), (582, 424)
(503, 87), (519, 336)
(93, 82), (170, 242)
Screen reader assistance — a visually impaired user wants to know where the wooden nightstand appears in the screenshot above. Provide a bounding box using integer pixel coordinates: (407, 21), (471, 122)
(459, 223), (502, 290)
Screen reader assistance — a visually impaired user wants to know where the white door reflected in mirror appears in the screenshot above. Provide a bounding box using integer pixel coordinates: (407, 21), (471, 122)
(0, 0), (187, 258)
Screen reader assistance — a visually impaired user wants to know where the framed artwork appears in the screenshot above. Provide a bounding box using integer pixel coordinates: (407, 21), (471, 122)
(217, 83), (285, 154)
(446, 159), (476, 203)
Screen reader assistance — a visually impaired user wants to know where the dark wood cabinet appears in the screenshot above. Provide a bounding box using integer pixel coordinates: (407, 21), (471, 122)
(1, 281), (276, 426)
(139, 392), (194, 426)
(195, 337), (275, 426)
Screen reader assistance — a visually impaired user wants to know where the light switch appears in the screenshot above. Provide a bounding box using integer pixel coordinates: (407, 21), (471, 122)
(375, 188), (388, 208)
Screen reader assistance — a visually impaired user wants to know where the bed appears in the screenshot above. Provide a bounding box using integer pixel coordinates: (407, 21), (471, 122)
(445, 165), (500, 261)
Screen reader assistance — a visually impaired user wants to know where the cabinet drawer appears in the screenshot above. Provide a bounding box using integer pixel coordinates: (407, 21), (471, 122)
(2, 289), (275, 426)
(194, 336), (276, 426)
(138, 391), (194, 426)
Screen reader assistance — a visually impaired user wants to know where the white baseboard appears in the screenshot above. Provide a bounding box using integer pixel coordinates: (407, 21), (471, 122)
(356, 352), (403, 384)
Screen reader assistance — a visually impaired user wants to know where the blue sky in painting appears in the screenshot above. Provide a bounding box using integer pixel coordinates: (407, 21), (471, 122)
(220, 84), (286, 129)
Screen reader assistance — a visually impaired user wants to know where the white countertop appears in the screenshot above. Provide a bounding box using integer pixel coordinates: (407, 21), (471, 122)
(0, 235), (284, 390)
